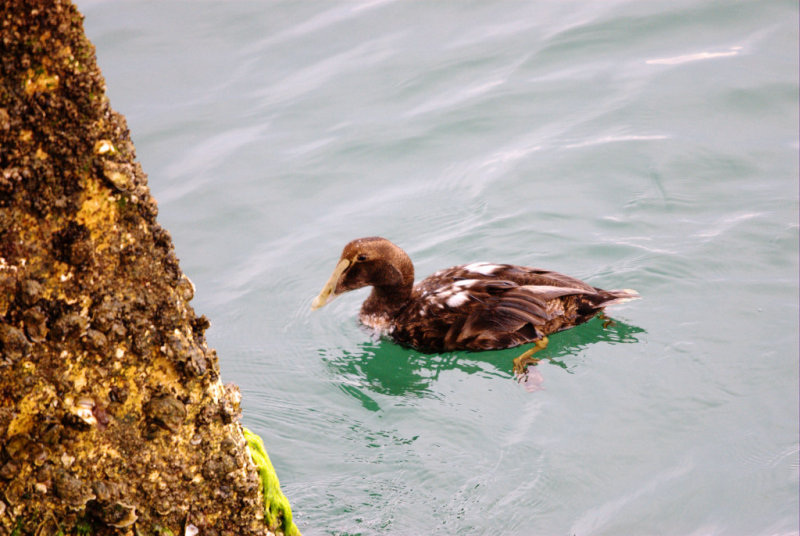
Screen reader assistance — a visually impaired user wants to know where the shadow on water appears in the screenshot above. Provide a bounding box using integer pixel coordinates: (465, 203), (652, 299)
(321, 316), (646, 409)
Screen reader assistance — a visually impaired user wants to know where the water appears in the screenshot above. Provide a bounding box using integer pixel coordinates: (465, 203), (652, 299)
(78, 1), (798, 534)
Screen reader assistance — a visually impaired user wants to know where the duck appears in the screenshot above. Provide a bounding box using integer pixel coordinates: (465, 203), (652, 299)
(311, 237), (639, 372)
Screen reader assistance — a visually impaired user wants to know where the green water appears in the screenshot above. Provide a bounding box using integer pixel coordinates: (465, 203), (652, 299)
(80, 1), (798, 534)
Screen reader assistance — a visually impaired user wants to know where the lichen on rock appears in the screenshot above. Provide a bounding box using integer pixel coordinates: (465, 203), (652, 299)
(0, 1), (297, 534)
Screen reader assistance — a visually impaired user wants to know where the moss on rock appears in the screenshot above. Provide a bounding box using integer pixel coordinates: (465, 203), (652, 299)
(244, 428), (300, 536)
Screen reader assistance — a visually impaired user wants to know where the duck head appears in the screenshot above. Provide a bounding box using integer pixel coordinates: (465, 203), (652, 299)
(311, 237), (414, 310)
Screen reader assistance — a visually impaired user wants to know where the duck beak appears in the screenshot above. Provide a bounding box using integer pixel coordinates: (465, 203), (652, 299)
(311, 258), (350, 310)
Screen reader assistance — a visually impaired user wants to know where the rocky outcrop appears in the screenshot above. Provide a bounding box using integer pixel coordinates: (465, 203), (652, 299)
(0, 1), (298, 534)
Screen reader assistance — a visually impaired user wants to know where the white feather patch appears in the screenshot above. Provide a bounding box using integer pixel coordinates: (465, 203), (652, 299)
(359, 313), (395, 336)
(445, 292), (470, 308)
(520, 284), (585, 295)
(463, 262), (502, 275)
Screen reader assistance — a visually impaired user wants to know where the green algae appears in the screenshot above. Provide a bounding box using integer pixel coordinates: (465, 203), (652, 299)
(244, 428), (300, 536)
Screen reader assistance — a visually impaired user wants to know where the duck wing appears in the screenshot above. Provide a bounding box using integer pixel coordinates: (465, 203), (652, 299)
(419, 263), (596, 291)
(397, 264), (638, 352)
(441, 279), (596, 350)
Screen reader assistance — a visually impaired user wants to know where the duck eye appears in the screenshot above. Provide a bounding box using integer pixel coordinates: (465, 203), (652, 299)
(357, 254), (367, 262)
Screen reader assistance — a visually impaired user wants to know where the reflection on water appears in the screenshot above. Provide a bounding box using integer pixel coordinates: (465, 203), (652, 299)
(322, 315), (645, 408)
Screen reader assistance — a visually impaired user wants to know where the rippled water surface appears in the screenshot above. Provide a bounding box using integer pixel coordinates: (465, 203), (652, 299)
(79, 1), (798, 534)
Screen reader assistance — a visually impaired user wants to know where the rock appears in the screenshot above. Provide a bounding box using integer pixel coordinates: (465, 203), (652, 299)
(0, 272), (17, 316)
(19, 279), (43, 307)
(0, 1), (298, 533)
(22, 306), (48, 342)
(203, 452), (237, 481)
(0, 460), (19, 480)
(101, 501), (138, 528)
(103, 160), (134, 192)
(144, 394), (187, 432)
(0, 324), (30, 360)
(54, 470), (95, 509)
(83, 328), (107, 353)
(51, 313), (89, 341)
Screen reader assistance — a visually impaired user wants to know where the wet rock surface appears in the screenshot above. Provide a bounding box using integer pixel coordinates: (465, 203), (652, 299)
(0, 1), (288, 534)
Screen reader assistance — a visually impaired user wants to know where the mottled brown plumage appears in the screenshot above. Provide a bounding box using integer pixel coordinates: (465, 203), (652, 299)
(312, 237), (639, 353)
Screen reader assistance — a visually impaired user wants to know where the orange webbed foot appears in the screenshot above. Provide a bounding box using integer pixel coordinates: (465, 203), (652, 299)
(512, 336), (549, 376)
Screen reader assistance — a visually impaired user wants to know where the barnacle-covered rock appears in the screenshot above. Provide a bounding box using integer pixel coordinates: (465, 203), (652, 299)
(203, 452), (238, 481)
(4, 478), (26, 505)
(102, 160), (134, 193)
(67, 397), (97, 428)
(220, 383), (243, 423)
(22, 306), (48, 342)
(51, 221), (92, 266)
(0, 272), (19, 317)
(4, 434), (32, 461)
(145, 394), (187, 432)
(164, 330), (208, 377)
(83, 328), (108, 353)
(101, 501), (138, 528)
(94, 139), (117, 156)
(51, 313), (89, 341)
(0, 460), (20, 480)
(91, 297), (122, 332)
(178, 274), (196, 302)
(19, 279), (43, 307)
(0, 324), (31, 361)
(54, 470), (96, 510)
(0, 1), (297, 534)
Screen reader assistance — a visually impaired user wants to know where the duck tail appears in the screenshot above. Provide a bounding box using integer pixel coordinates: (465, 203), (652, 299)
(600, 288), (641, 306)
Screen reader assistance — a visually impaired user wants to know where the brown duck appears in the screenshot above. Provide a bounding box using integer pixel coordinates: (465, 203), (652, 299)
(312, 237), (639, 372)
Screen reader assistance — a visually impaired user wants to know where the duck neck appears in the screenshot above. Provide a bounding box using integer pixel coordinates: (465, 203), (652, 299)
(362, 283), (413, 319)
(358, 240), (415, 320)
